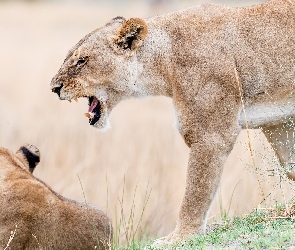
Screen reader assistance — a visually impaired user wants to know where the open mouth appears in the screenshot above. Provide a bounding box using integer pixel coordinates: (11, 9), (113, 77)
(85, 96), (101, 125)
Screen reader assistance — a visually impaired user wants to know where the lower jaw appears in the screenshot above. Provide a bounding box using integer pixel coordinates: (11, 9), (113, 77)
(91, 116), (111, 131)
(89, 115), (100, 126)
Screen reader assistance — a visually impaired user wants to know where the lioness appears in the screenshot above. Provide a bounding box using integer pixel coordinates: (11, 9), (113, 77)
(51, 0), (295, 244)
(0, 144), (112, 249)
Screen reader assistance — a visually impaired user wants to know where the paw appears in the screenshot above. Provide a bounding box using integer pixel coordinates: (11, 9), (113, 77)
(145, 224), (203, 249)
(145, 238), (173, 250)
(145, 237), (169, 249)
(146, 231), (184, 249)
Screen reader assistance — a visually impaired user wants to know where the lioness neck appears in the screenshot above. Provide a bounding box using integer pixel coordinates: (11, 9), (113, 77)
(135, 22), (173, 98)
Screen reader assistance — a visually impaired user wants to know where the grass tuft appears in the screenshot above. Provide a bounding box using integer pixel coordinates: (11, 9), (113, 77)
(116, 200), (295, 250)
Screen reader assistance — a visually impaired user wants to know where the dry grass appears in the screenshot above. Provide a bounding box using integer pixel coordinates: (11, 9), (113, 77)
(0, 0), (293, 246)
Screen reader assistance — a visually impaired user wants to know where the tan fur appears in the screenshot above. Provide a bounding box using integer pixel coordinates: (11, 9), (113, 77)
(112, 18), (148, 54)
(51, 0), (295, 245)
(0, 145), (112, 249)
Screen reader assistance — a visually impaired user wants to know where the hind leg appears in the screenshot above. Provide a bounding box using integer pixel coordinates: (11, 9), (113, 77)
(262, 120), (295, 181)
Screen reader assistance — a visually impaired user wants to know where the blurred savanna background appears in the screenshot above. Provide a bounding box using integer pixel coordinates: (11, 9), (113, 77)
(0, 0), (294, 246)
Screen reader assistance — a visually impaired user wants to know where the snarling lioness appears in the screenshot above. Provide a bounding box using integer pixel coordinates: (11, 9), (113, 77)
(0, 144), (112, 249)
(51, 0), (295, 244)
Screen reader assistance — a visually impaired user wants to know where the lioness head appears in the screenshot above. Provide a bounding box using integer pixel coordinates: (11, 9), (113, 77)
(51, 17), (148, 130)
(16, 144), (40, 173)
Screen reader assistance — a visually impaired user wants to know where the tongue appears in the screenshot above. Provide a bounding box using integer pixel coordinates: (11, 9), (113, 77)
(88, 98), (99, 113)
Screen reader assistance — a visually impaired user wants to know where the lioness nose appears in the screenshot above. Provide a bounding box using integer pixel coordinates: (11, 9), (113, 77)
(51, 84), (63, 97)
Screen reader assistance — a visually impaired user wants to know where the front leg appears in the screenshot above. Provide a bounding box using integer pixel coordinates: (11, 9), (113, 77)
(152, 81), (241, 246)
(151, 128), (240, 249)
(174, 130), (239, 240)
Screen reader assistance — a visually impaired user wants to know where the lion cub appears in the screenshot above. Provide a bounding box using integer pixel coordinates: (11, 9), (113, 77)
(0, 144), (112, 250)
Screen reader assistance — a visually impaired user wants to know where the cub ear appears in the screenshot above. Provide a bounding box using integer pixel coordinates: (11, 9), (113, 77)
(16, 144), (40, 173)
(106, 16), (126, 26)
(111, 18), (148, 54)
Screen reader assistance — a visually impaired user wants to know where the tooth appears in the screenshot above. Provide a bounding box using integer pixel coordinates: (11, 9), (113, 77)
(74, 98), (78, 102)
(84, 112), (94, 119)
(68, 100), (72, 103)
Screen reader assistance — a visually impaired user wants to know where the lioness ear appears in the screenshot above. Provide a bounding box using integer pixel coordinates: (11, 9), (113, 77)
(16, 144), (40, 173)
(111, 18), (148, 54)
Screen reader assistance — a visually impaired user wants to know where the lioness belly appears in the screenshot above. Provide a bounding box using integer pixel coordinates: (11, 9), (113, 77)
(239, 101), (295, 129)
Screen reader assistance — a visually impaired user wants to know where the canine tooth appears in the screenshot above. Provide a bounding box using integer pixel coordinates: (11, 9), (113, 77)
(68, 100), (72, 103)
(74, 98), (78, 102)
(84, 112), (95, 119)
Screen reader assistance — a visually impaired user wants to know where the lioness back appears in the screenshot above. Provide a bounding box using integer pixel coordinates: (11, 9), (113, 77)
(0, 145), (112, 250)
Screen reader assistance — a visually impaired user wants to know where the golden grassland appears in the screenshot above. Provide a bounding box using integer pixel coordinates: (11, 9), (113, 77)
(0, 0), (293, 244)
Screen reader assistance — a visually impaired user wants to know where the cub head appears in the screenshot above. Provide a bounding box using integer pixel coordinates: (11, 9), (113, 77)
(51, 17), (148, 130)
(16, 144), (40, 173)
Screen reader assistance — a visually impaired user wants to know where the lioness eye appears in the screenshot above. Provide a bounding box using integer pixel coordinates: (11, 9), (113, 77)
(76, 57), (88, 66)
